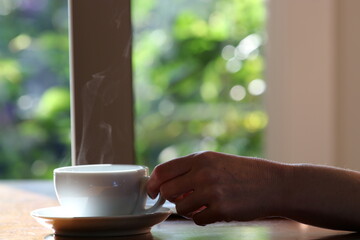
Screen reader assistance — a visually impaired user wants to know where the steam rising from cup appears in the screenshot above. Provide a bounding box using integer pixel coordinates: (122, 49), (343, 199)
(73, 3), (133, 165)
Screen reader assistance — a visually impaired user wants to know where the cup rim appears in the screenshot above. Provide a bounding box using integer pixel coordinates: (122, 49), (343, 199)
(54, 164), (147, 174)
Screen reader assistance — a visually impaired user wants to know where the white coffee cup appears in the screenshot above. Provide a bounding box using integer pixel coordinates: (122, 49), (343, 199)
(54, 164), (164, 217)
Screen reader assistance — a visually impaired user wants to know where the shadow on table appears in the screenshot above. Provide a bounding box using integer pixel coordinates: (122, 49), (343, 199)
(45, 233), (160, 240)
(44, 231), (360, 240)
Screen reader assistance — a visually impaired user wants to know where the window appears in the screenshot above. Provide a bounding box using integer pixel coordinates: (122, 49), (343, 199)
(3, 0), (360, 178)
(132, 0), (266, 169)
(1, 0), (267, 178)
(0, 0), (70, 178)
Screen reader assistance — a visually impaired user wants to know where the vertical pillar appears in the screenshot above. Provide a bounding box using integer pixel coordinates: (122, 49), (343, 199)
(69, 0), (134, 165)
(265, 0), (337, 166)
(337, 0), (360, 170)
(266, 0), (360, 170)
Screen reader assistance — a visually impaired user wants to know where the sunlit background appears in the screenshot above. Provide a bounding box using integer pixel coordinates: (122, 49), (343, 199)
(0, 0), (70, 178)
(0, 0), (266, 178)
(132, 0), (266, 168)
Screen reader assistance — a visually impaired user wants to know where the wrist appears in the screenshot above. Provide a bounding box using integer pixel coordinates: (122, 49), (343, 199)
(275, 163), (312, 219)
(268, 162), (295, 218)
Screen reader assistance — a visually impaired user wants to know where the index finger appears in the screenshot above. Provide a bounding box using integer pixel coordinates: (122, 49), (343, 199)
(147, 154), (194, 198)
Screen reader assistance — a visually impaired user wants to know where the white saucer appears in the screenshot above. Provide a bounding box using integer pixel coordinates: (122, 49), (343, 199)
(31, 206), (172, 237)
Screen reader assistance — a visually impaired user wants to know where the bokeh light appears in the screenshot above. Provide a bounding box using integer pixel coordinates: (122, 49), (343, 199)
(230, 85), (246, 101)
(235, 34), (262, 60)
(9, 34), (32, 52)
(17, 95), (35, 111)
(221, 45), (235, 60)
(226, 58), (242, 73)
(248, 79), (266, 96)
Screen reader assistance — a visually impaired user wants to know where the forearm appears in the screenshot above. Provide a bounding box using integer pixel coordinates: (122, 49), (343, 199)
(279, 163), (360, 231)
(148, 152), (360, 229)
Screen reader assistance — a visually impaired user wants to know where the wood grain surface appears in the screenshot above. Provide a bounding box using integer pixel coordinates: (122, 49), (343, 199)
(0, 184), (57, 240)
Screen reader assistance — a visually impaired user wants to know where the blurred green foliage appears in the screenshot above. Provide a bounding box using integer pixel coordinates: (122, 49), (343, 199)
(0, 0), (265, 178)
(0, 0), (71, 178)
(132, 0), (266, 169)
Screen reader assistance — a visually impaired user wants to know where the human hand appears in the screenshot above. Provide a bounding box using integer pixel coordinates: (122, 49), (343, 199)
(147, 151), (288, 225)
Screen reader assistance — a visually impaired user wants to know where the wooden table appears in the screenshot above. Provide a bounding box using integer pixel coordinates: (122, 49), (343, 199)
(0, 181), (358, 240)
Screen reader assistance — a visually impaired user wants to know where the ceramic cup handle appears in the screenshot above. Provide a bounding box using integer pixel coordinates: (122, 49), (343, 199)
(144, 193), (166, 214)
(138, 176), (165, 214)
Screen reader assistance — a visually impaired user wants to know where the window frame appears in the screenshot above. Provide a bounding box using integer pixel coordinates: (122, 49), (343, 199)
(69, 0), (360, 170)
(69, 0), (135, 165)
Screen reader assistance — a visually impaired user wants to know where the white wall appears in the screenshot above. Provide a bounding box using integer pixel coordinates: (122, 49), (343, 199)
(266, 0), (360, 170)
